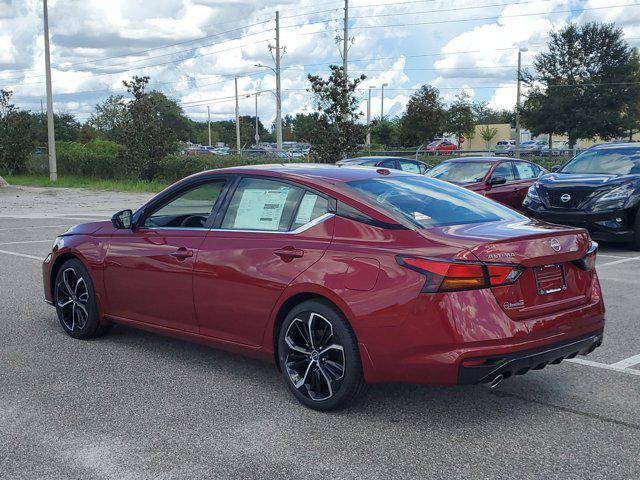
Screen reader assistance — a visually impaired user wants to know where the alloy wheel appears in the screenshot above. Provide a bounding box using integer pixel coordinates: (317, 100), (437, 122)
(283, 312), (346, 402)
(56, 268), (89, 332)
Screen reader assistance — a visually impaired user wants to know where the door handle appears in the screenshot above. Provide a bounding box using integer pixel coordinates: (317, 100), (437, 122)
(274, 246), (304, 261)
(170, 247), (194, 260)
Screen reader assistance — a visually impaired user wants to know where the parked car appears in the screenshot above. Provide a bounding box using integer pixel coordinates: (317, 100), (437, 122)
(495, 140), (516, 156)
(422, 139), (457, 154)
(523, 143), (640, 249)
(425, 157), (546, 211)
(337, 156), (431, 174)
(44, 165), (604, 410)
(521, 140), (549, 156)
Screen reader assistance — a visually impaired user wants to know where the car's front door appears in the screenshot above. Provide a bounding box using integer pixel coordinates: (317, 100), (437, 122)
(103, 179), (227, 332)
(193, 176), (335, 346)
(485, 161), (520, 208)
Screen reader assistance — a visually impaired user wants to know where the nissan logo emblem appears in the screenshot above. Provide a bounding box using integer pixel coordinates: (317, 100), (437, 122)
(550, 238), (561, 252)
(560, 193), (571, 203)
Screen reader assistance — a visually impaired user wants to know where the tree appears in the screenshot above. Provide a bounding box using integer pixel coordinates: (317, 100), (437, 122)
(118, 76), (175, 180)
(522, 22), (640, 148)
(446, 91), (475, 146)
(397, 85), (446, 146)
(480, 125), (498, 149)
(307, 65), (366, 162)
(473, 101), (515, 126)
(89, 95), (126, 141)
(287, 112), (320, 143)
(370, 118), (399, 147)
(0, 90), (33, 174)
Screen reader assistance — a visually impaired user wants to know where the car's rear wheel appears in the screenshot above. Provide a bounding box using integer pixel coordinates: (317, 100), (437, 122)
(631, 208), (640, 251)
(277, 299), (365, 411)
(54, 259), (111, 339)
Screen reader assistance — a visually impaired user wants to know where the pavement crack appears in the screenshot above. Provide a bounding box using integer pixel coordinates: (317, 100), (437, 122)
(490, 390), (640, 431)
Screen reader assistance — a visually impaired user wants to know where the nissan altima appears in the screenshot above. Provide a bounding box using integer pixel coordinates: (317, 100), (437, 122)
(43, 165), (605, 410)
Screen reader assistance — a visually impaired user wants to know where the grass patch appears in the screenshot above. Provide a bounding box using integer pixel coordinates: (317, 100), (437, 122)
(3, 174), (169, 193)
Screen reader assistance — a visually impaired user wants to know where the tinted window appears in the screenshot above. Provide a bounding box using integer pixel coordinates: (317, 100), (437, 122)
(378, 159), (397, 169)
(144, 181), (224, 228)
(491, 162), (515, 181)
(290, 192), (330, 230)
(221, 178), (305, 231)
(426, 161), (492, 184)
(346, 176), (524, 228)
(513, 161), (538, 180)
(398, 160), (421, 173)
(560, 148), (640, 175)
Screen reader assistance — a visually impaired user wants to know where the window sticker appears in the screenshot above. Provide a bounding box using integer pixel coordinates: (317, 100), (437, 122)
(294, 194), (318, 225)
(234, 188), (289, 230)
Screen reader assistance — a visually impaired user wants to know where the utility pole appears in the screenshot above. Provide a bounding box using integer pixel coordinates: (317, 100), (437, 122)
(235, 76), (241, 155)
(274, 11), (283, 150)
(43, 0), (57, 182)
(515, 47), (528, 159)
(366, 85), (376, 147)
(207, 106), (211, 146)
(343, 0), (349, 78)
(380, 83), (388, 120)
(254, 92), (260, 146)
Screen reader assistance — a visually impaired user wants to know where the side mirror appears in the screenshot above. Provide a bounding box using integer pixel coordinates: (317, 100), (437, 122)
(551, 165), (561, 172)
(488, 175), (507, 186)
(111, 209), (133, 229)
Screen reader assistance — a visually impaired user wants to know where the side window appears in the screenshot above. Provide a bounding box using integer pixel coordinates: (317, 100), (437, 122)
(144, 181), (225, 228)
(491, 162), (515, 182)
(221, 178), (304, 232)
(291, 192), (330, 230)
(398, 160), (421, 173)
(378, 159), (397, 169)
(513, 161), (537, 180)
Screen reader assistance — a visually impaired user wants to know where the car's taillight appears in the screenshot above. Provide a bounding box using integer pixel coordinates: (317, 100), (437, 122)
(397, 256), (523, 293)
(573, 240), (598, 271)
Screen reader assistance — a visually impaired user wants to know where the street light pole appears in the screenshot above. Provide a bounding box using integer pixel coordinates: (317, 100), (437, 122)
(515, 47), (528, 159)
(380, 83), (388, 120)
(235, 76), (241, 155)
(274, 11), (283, 150)
(207, 106), (211, 146)
(366, 85), (376, 147)
(43, 0), (57, 182)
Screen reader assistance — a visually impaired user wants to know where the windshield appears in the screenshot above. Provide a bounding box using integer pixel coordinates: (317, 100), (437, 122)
(560, 148), (640, 175)
(425, 161), (492, 184)
(346, 176), (524, 228)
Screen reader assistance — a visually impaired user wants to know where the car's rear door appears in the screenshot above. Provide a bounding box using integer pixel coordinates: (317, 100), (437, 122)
(485, 161), (520, 208)
(103, 178), (228, 332)
(512, 161), (541, 208)
(193, 176), (335, 346)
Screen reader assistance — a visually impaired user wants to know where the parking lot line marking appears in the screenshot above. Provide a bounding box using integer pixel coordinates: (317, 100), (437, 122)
(566, 358), (640, 377)
(610, 354), (640, 369)
(598, 254), (629, 259)
(0, 240), (52, 246)
(596, 256), (640, 268)
(0, 249), (43, 261)
(0, 224), (70, 232)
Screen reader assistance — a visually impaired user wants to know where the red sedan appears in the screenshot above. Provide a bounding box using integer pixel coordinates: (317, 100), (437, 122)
(426, 157), (546, 211)
(43, 165), (603, 410)
(423, 139), (457, 153)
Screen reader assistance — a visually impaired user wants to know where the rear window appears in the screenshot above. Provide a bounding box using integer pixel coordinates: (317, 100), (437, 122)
(345, 176), (524, 228)
(425, 161), (492, 184)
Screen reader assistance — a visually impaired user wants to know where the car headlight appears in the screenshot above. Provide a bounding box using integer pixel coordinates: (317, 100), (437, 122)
(593, 184), (635, 209)
(523, 183), (540, 205)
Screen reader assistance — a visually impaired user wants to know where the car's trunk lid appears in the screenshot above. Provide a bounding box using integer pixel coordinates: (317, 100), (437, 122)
(421, 219), (594, 319)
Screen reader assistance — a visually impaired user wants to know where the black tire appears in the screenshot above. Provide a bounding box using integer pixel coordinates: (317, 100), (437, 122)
(631, 209), (640, 251)
(277, 299), (365, 411)
(54, 259), (111, 339)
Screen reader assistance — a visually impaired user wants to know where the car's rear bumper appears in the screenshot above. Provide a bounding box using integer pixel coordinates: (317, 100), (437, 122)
(457, 329), (603, 385)
(525, 207), (634, 243)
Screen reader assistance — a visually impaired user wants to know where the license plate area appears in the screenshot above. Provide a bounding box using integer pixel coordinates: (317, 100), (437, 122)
(534, 264), (566, 295)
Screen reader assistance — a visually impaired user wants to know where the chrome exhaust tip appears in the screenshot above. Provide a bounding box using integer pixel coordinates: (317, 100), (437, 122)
(489, 374), (504, 388)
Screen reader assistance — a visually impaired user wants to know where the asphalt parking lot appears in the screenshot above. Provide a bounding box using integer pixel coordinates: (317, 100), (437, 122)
(1, 186), (639, 479)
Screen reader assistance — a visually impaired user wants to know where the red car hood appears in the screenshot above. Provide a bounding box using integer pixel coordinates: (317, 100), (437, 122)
(62, 220), (111, 236)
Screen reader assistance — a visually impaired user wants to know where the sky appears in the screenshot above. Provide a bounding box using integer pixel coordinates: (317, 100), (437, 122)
(1, 0), (639, 127)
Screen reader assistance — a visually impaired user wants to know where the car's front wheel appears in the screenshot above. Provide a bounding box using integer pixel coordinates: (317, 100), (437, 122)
(277, 299), (365, 411)
(54, 258), (111, 339)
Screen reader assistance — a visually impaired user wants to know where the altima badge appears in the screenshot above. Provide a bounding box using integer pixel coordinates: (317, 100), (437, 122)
(560, 193), (571, 203)
(550, 238), (561, 252)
